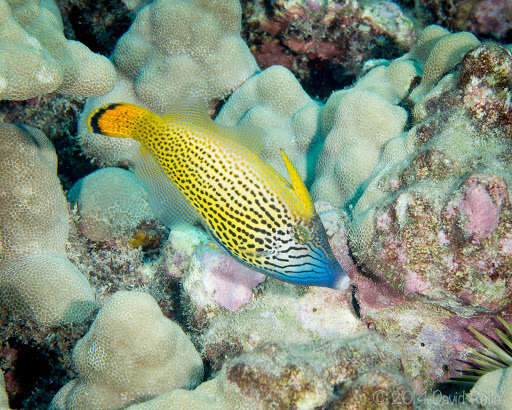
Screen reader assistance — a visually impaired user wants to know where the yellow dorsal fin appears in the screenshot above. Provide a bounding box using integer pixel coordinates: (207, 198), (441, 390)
(217, 123), (265, 155)
(163, 102), (264, 155)
(162, 101), (213, 130)
(280, 150), (314, 216)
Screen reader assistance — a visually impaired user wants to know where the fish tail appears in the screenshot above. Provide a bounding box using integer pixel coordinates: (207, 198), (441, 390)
(88, 103), (164, 141)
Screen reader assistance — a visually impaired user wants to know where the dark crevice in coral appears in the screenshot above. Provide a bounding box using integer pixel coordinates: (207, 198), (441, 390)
(433, 381), (472, 403)
(56, 0), (135, 56)
(3, 339), (70, 409)
(262, 0), (277, 19)
(351, 286), (361, 319)
(305, 60), (356, 101)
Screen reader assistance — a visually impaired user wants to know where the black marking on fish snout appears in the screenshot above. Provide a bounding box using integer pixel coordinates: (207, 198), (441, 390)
(89, 103), (122, 134)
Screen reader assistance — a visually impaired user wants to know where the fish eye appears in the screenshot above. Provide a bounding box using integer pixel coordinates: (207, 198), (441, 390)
(293, 225), (310, 244)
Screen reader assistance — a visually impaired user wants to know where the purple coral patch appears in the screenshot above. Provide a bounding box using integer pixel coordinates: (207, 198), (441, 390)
(201, 248), (266, 312)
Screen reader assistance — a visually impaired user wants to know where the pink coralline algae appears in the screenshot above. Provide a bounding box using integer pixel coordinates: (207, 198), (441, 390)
(363, 174), (512, 312)
(184, 246), (266, 313)
(453, 175), (506, 242)
(471, 0), (512, 40)
(200, 248), (266, 312)
(243, 0), (416, 96)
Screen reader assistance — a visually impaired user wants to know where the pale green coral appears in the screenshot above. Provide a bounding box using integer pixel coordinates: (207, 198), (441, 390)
(68, 168), (155, 242)
(407, 25), (480, 103)
(50, 291), (204, 409)
(0, 123), (96, 327)
(312, 88), (408, 207)
(0, 370), (9, 409)
(0, 124), (67, 260)
(113, 0), (257, 113)
(79, 0), (258, 167)
(216, 65), (320, 183)
(0, 253), (96, 326)
(0, 0), (115, 100)
(127, 379), (226, 410)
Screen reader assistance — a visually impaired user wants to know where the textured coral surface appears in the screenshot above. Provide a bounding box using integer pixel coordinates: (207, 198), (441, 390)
(3, 0), (512, 408)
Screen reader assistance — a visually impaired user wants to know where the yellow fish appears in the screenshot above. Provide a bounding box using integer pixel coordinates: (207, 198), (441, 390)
(88, 103), (349, 289)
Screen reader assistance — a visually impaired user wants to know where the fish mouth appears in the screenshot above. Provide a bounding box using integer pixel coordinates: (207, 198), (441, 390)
(325, 260), (350, 290)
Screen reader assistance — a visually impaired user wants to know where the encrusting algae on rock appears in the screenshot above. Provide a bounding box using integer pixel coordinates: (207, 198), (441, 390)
(88, 102), (349, 289)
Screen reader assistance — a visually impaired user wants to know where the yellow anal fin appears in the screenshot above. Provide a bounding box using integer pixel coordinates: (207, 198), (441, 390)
(88, 103), (161, 140)
(280, 150), (314, 217)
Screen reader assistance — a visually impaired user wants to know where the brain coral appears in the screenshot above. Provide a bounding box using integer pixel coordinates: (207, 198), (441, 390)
(68, 167), (155, 242)
(78, 0), (258, 167)
(0, 0), (115, 100)
(50, 291), (204, 409)
(0, 123), (96, 327)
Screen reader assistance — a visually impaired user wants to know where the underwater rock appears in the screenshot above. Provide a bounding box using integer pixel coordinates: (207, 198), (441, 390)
(243, 0), (416, 97)
(192, 280), (364, 374)
(346, 38), (512, 315)
(458, 43), (512, 135)
(417, 0), (512, 42)
(358, 297), (459, 392)
(329, 368), (414, 409)
(181, 244), (266, 316)
(356, 280), (512, 393)
(128, 335), (412, 409)
(162, 223), (210, 281)
(220, 342), (331, 409)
